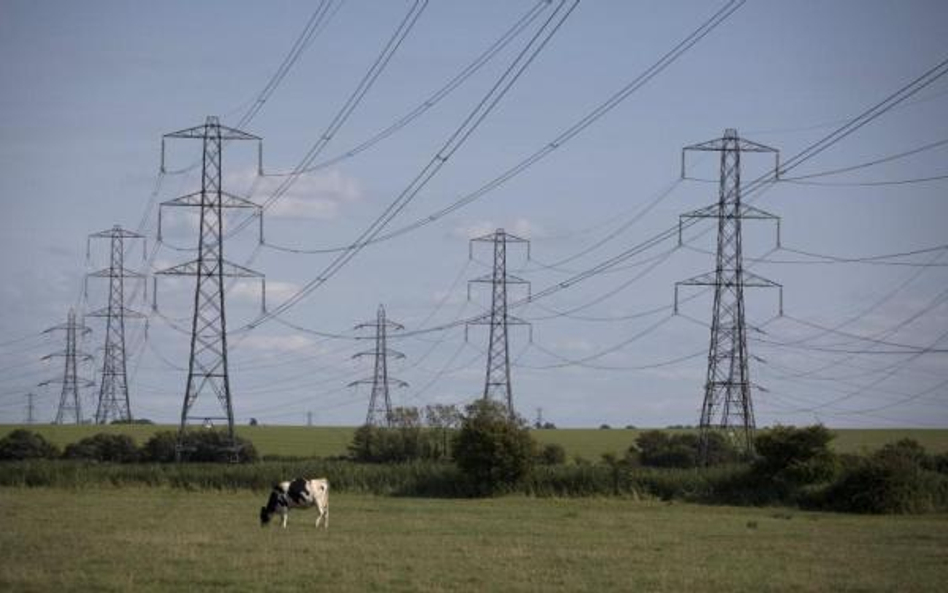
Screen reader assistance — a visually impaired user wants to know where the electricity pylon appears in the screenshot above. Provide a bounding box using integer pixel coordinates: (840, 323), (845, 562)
(674, 128), (782, 462)
(349, 305), (407, 427)
(40, 309), (94, 425)
(25, 392), (36, 425)
(154, 116), (265, 461)
(86, 225), (146, 424)
(467, 229), (531, 419)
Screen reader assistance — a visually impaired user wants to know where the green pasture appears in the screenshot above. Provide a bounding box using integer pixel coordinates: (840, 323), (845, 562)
(1, 487), (946, 592)
(2, 424), (947, 459)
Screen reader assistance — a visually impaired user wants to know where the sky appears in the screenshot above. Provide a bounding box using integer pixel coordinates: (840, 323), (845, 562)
(1, 0), (947, 428)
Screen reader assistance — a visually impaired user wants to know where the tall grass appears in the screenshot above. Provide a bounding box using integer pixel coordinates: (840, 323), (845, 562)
(0, 458), (744, 501)
(0, 459), (465, 495)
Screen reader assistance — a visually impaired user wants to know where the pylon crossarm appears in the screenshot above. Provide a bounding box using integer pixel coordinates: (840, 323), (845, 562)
(164, 123), (260, 141)
(156, 259), (264, 278)
(86, 306), (146, 319)
(39, 378), (94, 388)
(742, 271), (781, 288)
(684, 136), (777, 154)
(680, 204), (719, 220)
(677, 271), (718, 287)
(161, 190), (261, 210)
(87, 267), (144, 279)
(89, 228), (144, 239)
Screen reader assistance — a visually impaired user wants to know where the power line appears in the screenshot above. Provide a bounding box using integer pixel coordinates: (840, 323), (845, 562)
(780, 136), (948, 181)
(782, 172), (948, 187)
(260, 0), (551, 180)
(259, 0), (746, 255)
(245, 0), (580, 327)
(228, 0), (431, 238)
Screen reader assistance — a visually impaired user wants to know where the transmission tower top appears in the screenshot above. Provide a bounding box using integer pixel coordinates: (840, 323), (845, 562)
(161, 116), (262, 175)
(466, 228), (532, 420)
(349, 304), (407, 427)
(675, 128), (783, 462)
(154, 116), (266, 462)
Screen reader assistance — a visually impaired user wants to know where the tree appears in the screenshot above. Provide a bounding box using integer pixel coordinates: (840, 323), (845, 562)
(537, 443), (566, 465)
(635, 430), (739, 468)
(425, 403), (462, 459)
(63, 433), (139, 463)
(753, 424), (837, 486)
(140, 430), (257, 463)
(452, 399), (536, 495)
(0, 429), (60, 460)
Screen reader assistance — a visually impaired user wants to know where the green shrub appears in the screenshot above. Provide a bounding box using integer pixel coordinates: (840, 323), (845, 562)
(63, 433), (140, 463)
(0, 429), (60, 460)
(348, 424), (445, 463)
(452, 399), (537, 496)
(635, 430), (738, 468)
(537, 443), (566, 465)
(141, 431), (179, 463)
(820, 440), (948, 514)
(753, 425), (837, 484)
(139, 430), (257, 463)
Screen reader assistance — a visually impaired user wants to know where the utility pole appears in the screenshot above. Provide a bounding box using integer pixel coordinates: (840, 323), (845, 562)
(307, 411), (313, 427)
(154, 116), (265, 462)
(467, 229), (531, 420)
(674, 128), (782, 462)
(349, 305), (407, 427)
(25, 392), (36, 425)
(86, 225), (146, 424)
(40, 309), (94, 425)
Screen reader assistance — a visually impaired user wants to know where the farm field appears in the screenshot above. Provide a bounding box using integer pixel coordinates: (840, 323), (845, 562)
(2, 424), (947, 459)
(1, 487), (946, 592)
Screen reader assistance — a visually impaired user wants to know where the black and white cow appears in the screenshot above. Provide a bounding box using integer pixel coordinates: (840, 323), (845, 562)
(259, 478), (329, 529)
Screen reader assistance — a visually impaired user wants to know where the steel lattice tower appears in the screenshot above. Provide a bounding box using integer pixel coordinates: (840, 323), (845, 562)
(467, 229), (531, 419)
(25, 392), (36, 425)
(41, 309), (93, 425)
(350, 305), (407, 427)
(675, 128), (782, 461)
(87, 225), (145, 424)
(154, 116), (265, 461)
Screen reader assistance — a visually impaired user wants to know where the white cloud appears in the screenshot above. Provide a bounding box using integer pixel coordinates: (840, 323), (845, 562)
(225, 167), (362, 221)
(238, 334), (318, 355)
(450, 218), (547, 241)
(230, 280), (299, 304)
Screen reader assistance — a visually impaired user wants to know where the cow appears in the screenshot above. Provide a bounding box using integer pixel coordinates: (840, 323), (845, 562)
(259, 478), (329, 529)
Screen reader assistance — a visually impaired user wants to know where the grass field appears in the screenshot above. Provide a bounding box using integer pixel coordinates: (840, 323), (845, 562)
(1, 487), (946, 592)
(2, 424), (947, 459)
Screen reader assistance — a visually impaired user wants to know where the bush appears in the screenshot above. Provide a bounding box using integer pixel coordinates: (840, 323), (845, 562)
(349, 425), (442, 463)
(140, 431), (179, 463)
(452, 399), (537, 496)
(819, 439), (948, 514)
(753, 425), (837, 487)
(348, 410), (448, 464)
(140, 430), (257, 463)
(537, 443), (566, 465)
(635, 430), (738, 468)
(63, 433), (140, 463)
(0, 429), (60, 460)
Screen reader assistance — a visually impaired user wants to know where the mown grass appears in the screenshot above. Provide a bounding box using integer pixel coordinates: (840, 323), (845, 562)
(2, 424), (947, 459)
(0, 487), (946, 592)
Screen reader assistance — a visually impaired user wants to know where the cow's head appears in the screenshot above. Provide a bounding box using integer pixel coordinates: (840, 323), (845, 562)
(260, 506), (272, 526)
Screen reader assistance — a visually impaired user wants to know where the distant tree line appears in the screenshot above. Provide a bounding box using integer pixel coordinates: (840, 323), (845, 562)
(0, 428), (258, 463)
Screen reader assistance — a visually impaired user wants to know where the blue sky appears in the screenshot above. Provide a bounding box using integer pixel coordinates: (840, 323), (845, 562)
(1, 0), (947, 428)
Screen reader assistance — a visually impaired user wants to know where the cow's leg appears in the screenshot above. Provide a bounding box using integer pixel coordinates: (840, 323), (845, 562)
(314, 506), (323, 529)
(324, 507), (329, 530)
(281, 511), (288, 529)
